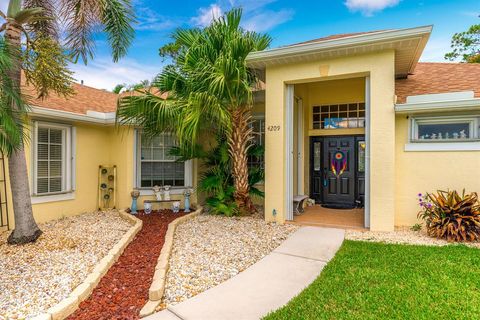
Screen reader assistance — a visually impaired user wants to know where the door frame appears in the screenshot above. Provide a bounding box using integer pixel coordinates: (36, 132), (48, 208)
(309, 134), (365, 206)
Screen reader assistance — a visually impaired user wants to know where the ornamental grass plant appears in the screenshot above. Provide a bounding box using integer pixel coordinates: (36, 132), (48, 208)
(418, 190), (480, 242)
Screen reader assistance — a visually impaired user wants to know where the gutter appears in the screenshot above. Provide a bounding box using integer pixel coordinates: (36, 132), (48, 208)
(29, 106), (116, 125)
(395, 98), (480, 114)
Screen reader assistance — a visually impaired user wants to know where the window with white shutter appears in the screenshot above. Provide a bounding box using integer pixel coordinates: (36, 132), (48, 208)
(33, 122), (73, 195)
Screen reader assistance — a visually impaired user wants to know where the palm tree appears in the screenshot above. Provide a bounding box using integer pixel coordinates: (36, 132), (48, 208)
(1, 0), (134, 244)
(117, 8), (270, 214)
(0, 39), (26, 156)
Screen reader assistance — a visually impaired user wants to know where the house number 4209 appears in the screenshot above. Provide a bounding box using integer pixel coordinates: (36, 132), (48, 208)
(267, 125), (281, 131)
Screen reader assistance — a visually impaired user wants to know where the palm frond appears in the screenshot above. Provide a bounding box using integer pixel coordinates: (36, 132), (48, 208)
(100, 0), (135, 62)
(23, 0), (58, 38)
(0, 39), (28, 155)
(60, 0), (99, 63)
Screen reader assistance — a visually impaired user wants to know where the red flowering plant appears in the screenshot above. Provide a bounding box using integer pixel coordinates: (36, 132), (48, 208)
(417, 190), (480, 242)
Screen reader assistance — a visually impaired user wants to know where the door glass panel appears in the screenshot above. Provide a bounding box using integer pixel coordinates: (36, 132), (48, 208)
(358, 141), (366, 173)
(313, 142), (321, 171)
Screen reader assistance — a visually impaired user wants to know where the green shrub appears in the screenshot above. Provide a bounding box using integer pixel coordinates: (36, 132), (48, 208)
(410, 223), (422, 232)
(170, 135), (264, 216)
(417, 190), (480, 242)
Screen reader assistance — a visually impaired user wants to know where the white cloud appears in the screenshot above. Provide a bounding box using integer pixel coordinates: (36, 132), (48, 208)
(242, 9), (294, 32)
(192, 1), (293, 31)
(135, 5), (177, 31)
(69, 58), (163, 91)
(191, 4), (223, 27)
(345, 0), (400, 16)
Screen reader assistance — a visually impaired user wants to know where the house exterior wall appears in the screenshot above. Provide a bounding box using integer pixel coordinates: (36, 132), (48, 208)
(5, 121), (198, 229)
(6, 122), (112, 226)
(264, 51), (396, 231)
(394, 114), (480, 226)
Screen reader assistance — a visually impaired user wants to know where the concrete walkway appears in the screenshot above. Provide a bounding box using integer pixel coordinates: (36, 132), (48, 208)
(146, 226), (345, 320)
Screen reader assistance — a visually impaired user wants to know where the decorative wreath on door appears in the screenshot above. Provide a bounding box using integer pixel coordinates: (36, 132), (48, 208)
(331, 151), (347, 177)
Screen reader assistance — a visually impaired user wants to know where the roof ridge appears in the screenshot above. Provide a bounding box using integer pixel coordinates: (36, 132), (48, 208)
(71, 82), (119, 95)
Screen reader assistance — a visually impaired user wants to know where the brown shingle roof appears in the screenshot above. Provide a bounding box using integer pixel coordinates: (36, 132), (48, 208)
(395, 62), (480, 104)
(21, 62), (480, 115)
(23, 77), (119, 115)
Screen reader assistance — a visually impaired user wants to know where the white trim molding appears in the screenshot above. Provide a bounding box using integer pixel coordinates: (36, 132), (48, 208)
(405, 142), (480, 152)
(395, 98), (480, 114)
(31, 121), (75, 199)
(285, 84), (294, 221)
(296, 98), (304, 195)
(247, 26), (432, 77)
(364, 76), (371, 229)
(30, 106), (116, 125)
(31, 192), (75, 204)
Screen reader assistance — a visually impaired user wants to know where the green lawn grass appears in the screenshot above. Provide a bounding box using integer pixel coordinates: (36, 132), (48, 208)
(264, 240), (480, 320)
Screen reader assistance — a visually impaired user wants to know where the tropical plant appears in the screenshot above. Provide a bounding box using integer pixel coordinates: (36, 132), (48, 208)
(113, 79), (150, 93)
(417, 190), (480, 242)
(170, 135), (264, 217)
(410, 223), (422, 232)
(117, 8), (271, 215)
(445, 19), (480, 63)
(113, 83), (126, 94)
(1, 0), (134, 244)
(0, 39), (26, 156)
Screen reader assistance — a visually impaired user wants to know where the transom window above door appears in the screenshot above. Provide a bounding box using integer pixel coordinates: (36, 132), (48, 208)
(312, 103), (365, 129)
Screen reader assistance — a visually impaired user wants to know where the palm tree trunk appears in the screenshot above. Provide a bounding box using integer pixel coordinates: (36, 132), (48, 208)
(228, 106), (256, 214)
(5, 21), (42, 244)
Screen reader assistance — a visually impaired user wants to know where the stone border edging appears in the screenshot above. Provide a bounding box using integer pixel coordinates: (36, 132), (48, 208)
(139, 207), (203, 318)
(31, 210), (143, 320)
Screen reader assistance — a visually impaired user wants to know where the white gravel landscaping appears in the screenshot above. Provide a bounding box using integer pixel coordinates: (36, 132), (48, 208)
(160, 213), (299, 309)
(0, 211), (133, 320)
(346, 226), (480, 249)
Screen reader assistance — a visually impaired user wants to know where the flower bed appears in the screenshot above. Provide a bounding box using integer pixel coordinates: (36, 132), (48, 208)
(68, 210), (183, 320)
(0, 211), (132, 319)
(346, 227), (480, 248)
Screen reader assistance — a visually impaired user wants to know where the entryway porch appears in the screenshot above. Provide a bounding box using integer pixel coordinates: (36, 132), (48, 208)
(289, 205), (366, 230)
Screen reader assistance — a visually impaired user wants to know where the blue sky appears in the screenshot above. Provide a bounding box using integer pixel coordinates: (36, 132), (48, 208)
(2, 0), (479, 90)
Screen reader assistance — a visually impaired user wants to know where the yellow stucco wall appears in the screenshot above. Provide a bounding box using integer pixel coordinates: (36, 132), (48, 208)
(394, 114), (480, 226)
(264, 51), (396, 231)
(5, 121), (198, 229)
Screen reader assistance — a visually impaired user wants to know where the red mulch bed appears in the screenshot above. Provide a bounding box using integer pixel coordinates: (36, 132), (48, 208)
(68, 210), (184, 320)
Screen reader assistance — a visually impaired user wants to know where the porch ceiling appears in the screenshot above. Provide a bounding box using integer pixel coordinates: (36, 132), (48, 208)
(246, 26), (432, 79)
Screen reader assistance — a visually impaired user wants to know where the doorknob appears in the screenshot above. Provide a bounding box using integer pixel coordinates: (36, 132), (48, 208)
(322, 168), (327, 187)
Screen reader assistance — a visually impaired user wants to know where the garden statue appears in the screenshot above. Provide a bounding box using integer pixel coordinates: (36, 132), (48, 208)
(152, 185), (162, 201)
(144, 201), (152, 214)
(183, 187), (194, 213)
(164, 185), (171, 200)
(130, 189), (140, 215)
(172, 201), (180, 213)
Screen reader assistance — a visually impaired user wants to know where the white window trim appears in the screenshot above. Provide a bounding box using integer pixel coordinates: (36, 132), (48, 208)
(406, 114), (480, 152)
(134, 130), (193, 194)
(31, 121), (75, 201)
(31, 192), (76, 204)
(249, 114), (265, 186)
